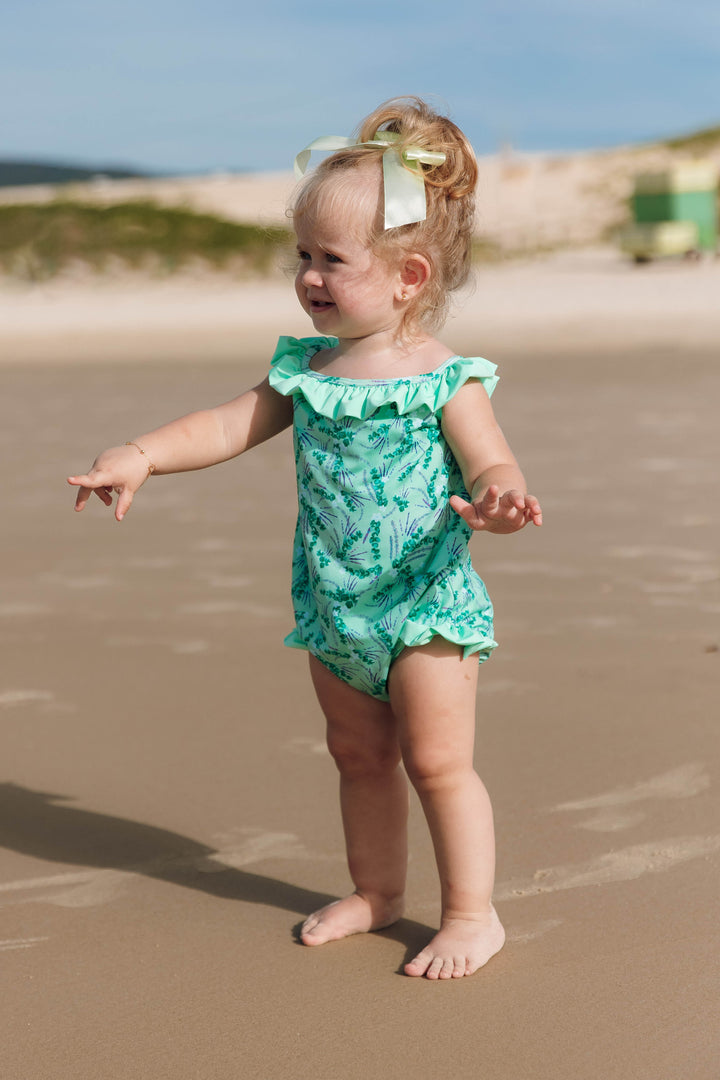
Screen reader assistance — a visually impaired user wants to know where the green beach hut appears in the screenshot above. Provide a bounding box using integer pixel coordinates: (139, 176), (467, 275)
(619, 160), (719, 262)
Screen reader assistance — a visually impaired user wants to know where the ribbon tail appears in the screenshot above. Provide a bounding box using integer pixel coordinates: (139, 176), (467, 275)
(382, 151), (427, 229)
(294, 136), (357, 179)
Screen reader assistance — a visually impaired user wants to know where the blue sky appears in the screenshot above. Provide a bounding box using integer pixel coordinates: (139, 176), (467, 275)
(2, 0), (719, 173)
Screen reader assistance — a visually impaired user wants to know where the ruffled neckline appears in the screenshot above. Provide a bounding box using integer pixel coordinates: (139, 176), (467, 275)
(268, 335), (498, 420)
(301, 337), (462, 385)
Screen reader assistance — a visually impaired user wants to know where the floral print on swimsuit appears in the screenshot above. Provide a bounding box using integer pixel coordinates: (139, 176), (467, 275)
(268, 336), (500, 700)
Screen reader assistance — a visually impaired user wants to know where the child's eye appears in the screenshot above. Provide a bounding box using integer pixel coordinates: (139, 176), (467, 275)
(297, 250), (310, 261)
(325, 253), (342, 264)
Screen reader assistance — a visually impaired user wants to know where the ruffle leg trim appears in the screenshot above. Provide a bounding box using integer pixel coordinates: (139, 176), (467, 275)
(394, 619), (497, 664)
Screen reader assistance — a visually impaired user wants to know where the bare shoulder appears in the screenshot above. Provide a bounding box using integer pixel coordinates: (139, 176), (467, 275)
(407, 336), (454, 374)
(441, 377), (495, 427)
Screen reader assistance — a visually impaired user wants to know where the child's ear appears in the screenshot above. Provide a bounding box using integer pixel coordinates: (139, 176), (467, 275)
(397, 254), (431, 300)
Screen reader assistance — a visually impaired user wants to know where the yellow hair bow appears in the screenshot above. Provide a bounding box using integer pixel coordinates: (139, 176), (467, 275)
(294, 132), (446, 230)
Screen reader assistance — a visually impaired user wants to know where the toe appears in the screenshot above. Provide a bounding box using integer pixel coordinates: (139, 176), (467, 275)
(300, 913), (329, 945)
(300, 915), (319, 937)
(300, 929), (321, 946)
(425, 956), (445, 980)
(404, 950), (432, 977)
(438, 957), (455, 980)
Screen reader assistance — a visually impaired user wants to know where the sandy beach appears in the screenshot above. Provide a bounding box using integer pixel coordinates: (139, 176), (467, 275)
(1, 248), (719, 1078)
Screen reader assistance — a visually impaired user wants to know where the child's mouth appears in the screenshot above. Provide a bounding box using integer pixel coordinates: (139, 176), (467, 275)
(310, 300), (334, 313)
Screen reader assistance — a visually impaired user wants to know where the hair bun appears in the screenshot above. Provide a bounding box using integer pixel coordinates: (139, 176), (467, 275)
(357, 96), (478, 201)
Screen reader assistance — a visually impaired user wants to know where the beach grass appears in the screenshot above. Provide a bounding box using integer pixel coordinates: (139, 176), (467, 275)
(661, 124), (720, 155)
(0, 199), (293, 281)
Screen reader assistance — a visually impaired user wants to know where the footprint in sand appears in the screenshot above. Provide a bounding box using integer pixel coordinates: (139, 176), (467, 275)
(551, 762), (710, 832)
(493, 764), (716, 936)
(0, 689), (55, 708)
(495, 835), (720, 901)
(507, 919), (564, 944)
(0, 936), (50, 952)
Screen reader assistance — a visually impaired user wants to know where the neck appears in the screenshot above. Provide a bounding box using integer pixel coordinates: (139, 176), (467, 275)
(333, 326), (431, 363)
(312, 330), (453, 380)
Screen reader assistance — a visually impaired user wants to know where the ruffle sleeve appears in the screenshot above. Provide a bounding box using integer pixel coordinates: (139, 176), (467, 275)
(268, 335), (498, 420)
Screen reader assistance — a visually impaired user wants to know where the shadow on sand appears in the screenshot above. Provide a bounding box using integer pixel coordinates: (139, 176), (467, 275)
(0, 783), (432, 968)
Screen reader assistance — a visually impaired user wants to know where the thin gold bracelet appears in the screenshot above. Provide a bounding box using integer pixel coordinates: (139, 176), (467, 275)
(125, 441), (156, 475)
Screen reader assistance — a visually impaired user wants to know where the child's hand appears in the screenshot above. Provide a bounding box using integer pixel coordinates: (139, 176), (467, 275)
(67, 445), (151, 522)
(449, 485), (543, 533)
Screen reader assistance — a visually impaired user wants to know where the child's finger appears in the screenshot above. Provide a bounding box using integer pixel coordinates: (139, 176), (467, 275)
(67, 473), (98, 486)
(449, 493), (472, 519)
(479, 485), (500, 516)
(498, 488), (524, 511)
(68, 474), (115, 511)
(67, 473), (108, 495)
(114, 488), (134, 521)
(525, 494), (543, 526)
(71, 484), (95, 512)
(449, 494), (489, 531)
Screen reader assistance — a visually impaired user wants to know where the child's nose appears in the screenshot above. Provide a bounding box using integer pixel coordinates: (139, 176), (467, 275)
(301, 265), (323, 287)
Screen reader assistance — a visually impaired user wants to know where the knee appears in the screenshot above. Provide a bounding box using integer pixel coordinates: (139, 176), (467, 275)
(402, 748), (470, 794)
(327, 730), (401, 780)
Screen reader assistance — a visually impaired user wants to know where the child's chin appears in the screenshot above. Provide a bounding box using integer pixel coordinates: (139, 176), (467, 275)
(310, 311), (338, 331)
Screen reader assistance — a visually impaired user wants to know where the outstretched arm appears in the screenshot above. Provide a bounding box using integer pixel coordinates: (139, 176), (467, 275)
(441, 379), (542, 533)
(67, 377), (293, 521)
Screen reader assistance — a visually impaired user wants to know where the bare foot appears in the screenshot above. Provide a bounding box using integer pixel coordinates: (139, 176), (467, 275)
(300, 892), (404, 946)
(404, 905), (505, 979)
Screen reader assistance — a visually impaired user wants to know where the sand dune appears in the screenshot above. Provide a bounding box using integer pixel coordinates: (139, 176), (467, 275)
(2, 137), (718, 253)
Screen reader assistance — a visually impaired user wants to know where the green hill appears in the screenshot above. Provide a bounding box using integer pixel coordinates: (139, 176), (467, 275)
(0, 161), (150, 187)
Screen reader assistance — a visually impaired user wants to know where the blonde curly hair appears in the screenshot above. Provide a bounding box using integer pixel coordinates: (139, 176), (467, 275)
(291, 97), (478, 334)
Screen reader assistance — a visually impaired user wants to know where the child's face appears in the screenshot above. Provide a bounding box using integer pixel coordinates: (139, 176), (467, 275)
(294, 193), (404, 342)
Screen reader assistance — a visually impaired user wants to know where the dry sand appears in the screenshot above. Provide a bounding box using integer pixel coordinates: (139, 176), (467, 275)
(3, 245), (720, 364)
(1, 252), (719, 1078)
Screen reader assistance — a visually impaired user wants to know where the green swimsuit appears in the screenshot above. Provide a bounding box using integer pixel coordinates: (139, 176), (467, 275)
(268, 335), (499, 701)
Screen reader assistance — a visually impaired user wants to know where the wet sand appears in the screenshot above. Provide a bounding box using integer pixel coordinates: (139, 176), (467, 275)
(1, 252), (719, 1078)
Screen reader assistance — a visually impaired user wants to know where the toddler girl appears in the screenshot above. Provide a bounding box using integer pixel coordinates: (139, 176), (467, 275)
(68, 97), (542, 980)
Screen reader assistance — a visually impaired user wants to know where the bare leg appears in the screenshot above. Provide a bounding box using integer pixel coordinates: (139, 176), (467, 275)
(388, 639), (505, 979)
(300, 655), (408, 945)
